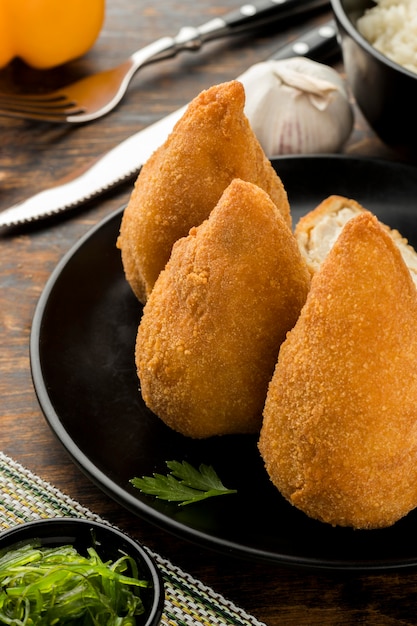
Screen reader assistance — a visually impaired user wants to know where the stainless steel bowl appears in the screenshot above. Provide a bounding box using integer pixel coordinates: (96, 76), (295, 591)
(331, 0), (417, 157)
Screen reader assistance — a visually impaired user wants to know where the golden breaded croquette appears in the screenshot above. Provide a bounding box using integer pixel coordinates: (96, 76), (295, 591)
(136, 179), (310, 439)
(259, 212), (417, 529)
(295, 194), (417, 284)
(117, 80), (290, 304)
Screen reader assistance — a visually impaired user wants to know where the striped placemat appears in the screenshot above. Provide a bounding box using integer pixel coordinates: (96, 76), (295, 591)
(0, 451), (266, 626)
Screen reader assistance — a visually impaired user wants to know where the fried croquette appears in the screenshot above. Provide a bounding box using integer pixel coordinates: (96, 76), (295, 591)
(136, 179), (310, 439)
(259, 212), (417, 529)
(295, 195), (417, 284)
(117, 80), (291, 304)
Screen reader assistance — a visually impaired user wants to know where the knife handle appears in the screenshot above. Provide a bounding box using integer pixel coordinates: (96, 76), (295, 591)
(144, 0), (331, 66)
(217, 0), (330, 34)
(268, 19), (340, 62)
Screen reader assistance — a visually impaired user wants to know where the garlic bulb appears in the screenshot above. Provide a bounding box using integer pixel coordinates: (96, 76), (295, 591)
(240, 57), (354, 156)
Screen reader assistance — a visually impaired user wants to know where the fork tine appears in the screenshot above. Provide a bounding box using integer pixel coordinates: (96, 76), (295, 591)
(0, 100), (81, 114)
(0, 89), (85, 120)
(0, 100), (80, 113)
(0, 107), (73, 123)
(0, 91), (69, 104)
(0, 104), (84, 117)
(0, 89), (85, 119)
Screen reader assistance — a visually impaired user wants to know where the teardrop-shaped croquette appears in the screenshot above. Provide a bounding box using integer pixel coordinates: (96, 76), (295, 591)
(136, 179), (310, 438)
(295, 194), (417, 284)
(117, 80), (290, 304)
(259, 213), (417, 529)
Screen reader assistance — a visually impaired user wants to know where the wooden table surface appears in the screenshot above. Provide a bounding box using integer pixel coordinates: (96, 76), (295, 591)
(2, 1), (417, 624)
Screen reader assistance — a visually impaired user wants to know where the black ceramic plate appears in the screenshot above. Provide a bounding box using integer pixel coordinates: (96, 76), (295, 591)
(31, 156), (417, 571)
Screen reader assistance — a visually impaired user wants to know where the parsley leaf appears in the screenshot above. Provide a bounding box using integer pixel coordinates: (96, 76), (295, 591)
(130, 460), (237, 506)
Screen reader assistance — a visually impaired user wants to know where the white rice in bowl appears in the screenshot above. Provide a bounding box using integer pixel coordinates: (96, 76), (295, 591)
(357, 0), (417, 74)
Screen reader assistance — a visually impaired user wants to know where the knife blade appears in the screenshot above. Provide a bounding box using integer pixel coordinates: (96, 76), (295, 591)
(0, 18), (339, 229)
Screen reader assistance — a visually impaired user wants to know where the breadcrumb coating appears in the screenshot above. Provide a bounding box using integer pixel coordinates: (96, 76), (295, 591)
(260, 213), (417, 528)
(136, 179), (310, 438)
(117, 80), (290, 304)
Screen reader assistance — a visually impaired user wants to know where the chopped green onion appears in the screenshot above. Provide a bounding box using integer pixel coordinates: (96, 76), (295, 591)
(0, 541), (150, 625)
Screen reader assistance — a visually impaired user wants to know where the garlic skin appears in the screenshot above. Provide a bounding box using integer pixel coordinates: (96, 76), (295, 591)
(239, 57), (354, 156)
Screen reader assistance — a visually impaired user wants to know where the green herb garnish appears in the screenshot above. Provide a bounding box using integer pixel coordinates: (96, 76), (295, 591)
(130, 460), (237, 506)
(0, 542), (149, 625)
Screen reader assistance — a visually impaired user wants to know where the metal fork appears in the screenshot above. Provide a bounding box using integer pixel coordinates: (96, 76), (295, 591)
(0, 0), (330, 124)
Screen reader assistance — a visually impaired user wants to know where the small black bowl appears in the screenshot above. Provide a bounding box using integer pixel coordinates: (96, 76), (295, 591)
(331, 0), (417, 157)
(0, 518), (164, 626)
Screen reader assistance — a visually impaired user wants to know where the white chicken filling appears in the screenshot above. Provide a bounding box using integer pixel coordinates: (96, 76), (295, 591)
(299, 206), (417, 287)
(298, 207), (361, 273)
